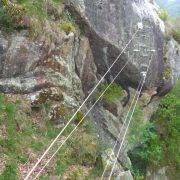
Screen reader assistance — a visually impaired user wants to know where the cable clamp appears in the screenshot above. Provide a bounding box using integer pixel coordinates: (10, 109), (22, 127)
(137, 22), (143, 30)
(141, 71), (147, 79)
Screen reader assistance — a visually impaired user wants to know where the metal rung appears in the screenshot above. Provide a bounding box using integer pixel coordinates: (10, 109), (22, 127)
(139, 44), (147, 47)
(137, 22), (143, 30)
(147, 49), (156, 52)
(133, 49), (140, 52)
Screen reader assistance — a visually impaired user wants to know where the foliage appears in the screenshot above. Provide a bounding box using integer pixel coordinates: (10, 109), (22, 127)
(158, 8), (169, 21)
(163, 67), (172, 80)
(83, 119), (96, 135)
(0, 0), (26, 31)
(30, 141), (44, 151)
(96, 83), (124, 103)
(17, 0), (48, 37)
(42, 120), (60, 139)
(0, 94), (19, 147)
(0, 94), (53, 178)
(54, 126), (104, 177)
(164, 16), (180, 44)
(155, 82), (180, 170)
(0, 92), (105, 179)
(69, 133), (98, 166)
(52, 117), (106, 178)
(171, 28), (180, 44)
(87, 155), (104, 179)
(69, 168), (85, 180)
(20, 0), (47, 21)
(129, 81), (180, 178)
(52, 0), (64, 4)
(128, 123), (164, 178)
(0, 160), (18, 180)
(54, 145), (74, 175)
(156, 0), (180, 17)
(74, 111), (86, 125)
(0, 7), (13, 32)
(128, 106), (145, 145)
(0, 0), (77, 38)
(59, 20), (76, 34)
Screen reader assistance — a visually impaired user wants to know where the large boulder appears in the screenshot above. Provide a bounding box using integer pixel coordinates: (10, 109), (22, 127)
(66, 0), (165, 91)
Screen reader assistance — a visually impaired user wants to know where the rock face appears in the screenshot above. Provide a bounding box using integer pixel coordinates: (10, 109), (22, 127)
(166, 38), (180, 83)
(66, 0), (165, 90)
(0, 0), (179, 179)
(0, 31), (41, 78)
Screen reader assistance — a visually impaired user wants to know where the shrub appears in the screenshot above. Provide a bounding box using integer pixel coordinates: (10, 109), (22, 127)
(55, 145), (74, 175)
(0, 7), (13, 32)
(59, 20), (76, 34)
(128, 106), (144, 145)
(42, 120), (59, 139)
(96, 83), (124, 103)
(171, 28), (180, 44)
(74, 111), (85, 125)
(129, 81), (180, 177)
(69, 168), (85, 180)
(158, 8), (168, 21)
(30, 141), (44, 151)
(88, 155), (103, 178)
(71, 133), (98, 166)
(163, 67), (172, 80)
(22, 0), (47, 21)
(156, 86), (180, 169)
(128, 124), (164, 177)
(0, 160), (18, 180)
(83, 119), (96, 135)
(0, 1), (26, 31)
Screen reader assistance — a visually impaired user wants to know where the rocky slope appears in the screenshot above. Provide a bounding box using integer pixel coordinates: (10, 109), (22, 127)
(0, 0), (179, 179)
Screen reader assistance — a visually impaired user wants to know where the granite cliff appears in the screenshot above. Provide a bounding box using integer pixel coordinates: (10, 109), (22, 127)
(0, 0), (179, 179)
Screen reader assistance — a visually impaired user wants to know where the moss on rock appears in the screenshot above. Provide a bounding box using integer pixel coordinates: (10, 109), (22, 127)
(163, 67), (172, 80)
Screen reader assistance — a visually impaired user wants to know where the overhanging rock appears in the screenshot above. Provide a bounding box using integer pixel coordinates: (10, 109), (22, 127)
(66, 0), (166, 90)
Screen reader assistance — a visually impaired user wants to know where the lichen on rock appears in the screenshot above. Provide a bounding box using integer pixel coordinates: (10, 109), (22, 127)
(0, 0), (179, 179)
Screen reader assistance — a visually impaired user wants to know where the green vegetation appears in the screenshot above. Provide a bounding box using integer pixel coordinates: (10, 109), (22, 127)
(69, 167), (85, 180)
(45, 122), (106, 179)
(96, 83), (124, 103)
(157, 6), (180, 44)
(129, 81), (180, 179)
(0, 6), (13, 32)
(58, 9), (77, 35)
(0, 93), (107, 179)
(0, 0), (76, 37)
(165, 17), (180, 44)
(156, 0), (180, 17)
(70, 133), (98, 166)
(74, 111), (86, 125)
(171, 28), (180, 44)
(0, 0), (26, 31)
(0, 94), (60, 178)
(54, 145), (75, 176)
(0, 95), (19, 179)
(158, 8), (169, 21)
(30, 141), (44, 151)
(128, 106), (145, 145)
(163, 67), (172, 80)
(59, 20), (76, 35)
(87, 155), (104, 179)
(0, 160), (18, 180)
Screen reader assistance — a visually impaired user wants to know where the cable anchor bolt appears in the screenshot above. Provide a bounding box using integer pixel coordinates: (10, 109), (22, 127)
(137, 22), (143, 30)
